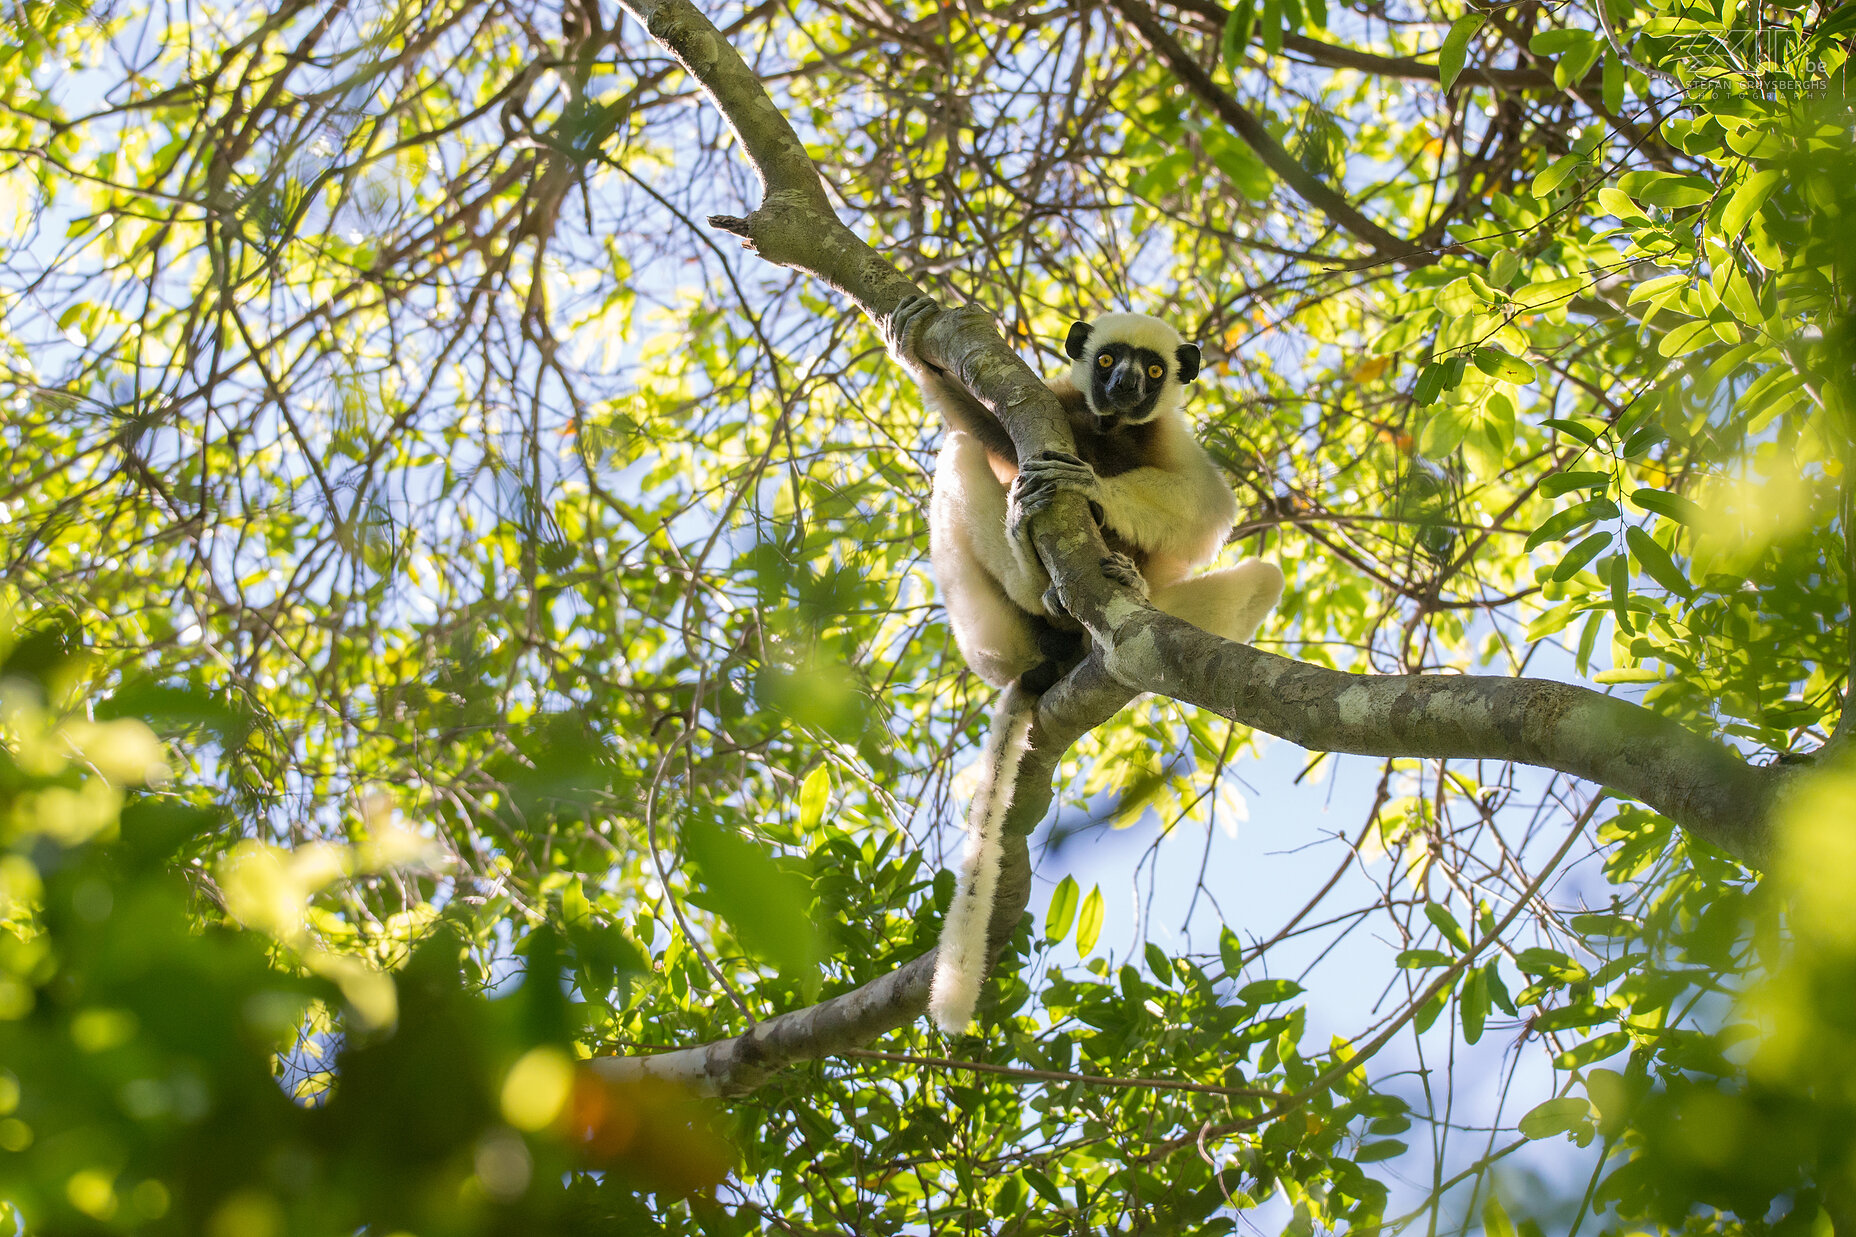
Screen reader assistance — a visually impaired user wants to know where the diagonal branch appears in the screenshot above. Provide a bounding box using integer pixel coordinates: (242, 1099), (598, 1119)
(1165, 0), (1592, 92)
(1107, 0), (1435, 266)
(594, 655), (1136, 1096)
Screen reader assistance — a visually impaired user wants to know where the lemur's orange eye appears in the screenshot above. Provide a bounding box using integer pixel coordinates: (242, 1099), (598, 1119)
(1148, 364), (1164, 379)
(1098, 354), (1113, 368)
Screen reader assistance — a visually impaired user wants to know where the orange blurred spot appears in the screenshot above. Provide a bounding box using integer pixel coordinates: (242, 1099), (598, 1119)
(566, 1071), (733, 1195)
(1352, 356), (1391, 383)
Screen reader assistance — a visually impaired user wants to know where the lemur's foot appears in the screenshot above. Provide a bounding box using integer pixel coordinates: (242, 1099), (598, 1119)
(1007, 451), (1103, 555)
(883, 293), (941, 366)
(1099, 551), (1149, 597)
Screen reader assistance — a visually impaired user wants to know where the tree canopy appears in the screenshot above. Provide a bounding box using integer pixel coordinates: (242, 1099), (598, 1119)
(0, 0), (1852, 1232)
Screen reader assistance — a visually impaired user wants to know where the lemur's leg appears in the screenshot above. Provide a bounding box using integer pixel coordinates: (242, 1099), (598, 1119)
(930, 434), (1045, 687)
(1149, 560), (1285, 645)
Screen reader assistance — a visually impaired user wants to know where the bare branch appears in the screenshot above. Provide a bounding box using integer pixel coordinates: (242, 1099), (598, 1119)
(1108, 0), (1435, 266)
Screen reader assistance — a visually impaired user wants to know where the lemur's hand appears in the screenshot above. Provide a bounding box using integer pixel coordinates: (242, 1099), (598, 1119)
(883, 293), (941, 371)
(1008, 451), (1104, 560)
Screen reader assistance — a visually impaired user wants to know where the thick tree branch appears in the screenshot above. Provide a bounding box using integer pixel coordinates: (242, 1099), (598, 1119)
(1099, 607), (1780, 867)
(594, 0), (1784, 1097)
(614, 0), (1135, 635)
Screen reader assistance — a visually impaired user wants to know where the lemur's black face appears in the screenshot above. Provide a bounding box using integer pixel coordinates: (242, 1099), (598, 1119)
(1086, 342), (1172, 426)
(1065, 321), (1203, 428)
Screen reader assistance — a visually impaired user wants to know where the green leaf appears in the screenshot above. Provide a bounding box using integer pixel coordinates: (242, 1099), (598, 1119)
(797, 764), (830, 832)
(1817, 1), (1856, 36)
(1571, 912), (1635, 936)
(1488, 248), (1519, 286)
(1355, 1139), (1407, 1163)
(1219, 925), (1244, 976)
(1022, 1168), (1066, 1208)
(682, 814), (825, 976)
(1618, 170), (1714, 210)
(1626, 271), (1689, 306)
(1720, 168), (1781, 237)
(1554, 37), (1603, 88)
(1396, 948), (1454, 968)
(1472, 346), (1536, 383)
(1462, 964), (1491, 1043)
(1238, 977), (1305, 1003)
(1540, 470), (1611, 497)
(1539, 416), (1600, 445)
(1414, 987), (1451, 1032)
(1045, 874), (1079, 943)
(1076, 885), (1104, 956)
(1597, 186), (1644, 219)
(1620, 424), (1663, 457)
(1630, 487), (1701, 525)
(1586, 1067), (1647, 1138)
(1204, 129), (1275, 201)
(1609, 552), (1632, 633)
(1658, 319), (1715, 358)
(1626, 525), (1691, 595)
(1553, 1031), (1630, 1068)
(1484, 1194), (1518, 1237)
(1223, 0), (1258, 69)
(1516, 947), (1588, 980)
(1524, 499), (1617, 550)
(1437, 275), (1493, 314)
(1419, 405), (1471, 458)
(1145, 942), (1172, 980)
(1594, 667), (1661, 683)
(1511, 275), (1584, 310)
(1528, 27), (1591, 53)
(1726, 124), (1785, 158)
(1551, 531), (1612, 582)
(1412, 361), (1449, 406)
(1531, 154), (1582, 199)
(1425, 902), (1472, 951)
(1439, 14), (1487, 90)
(1533, 1002), (1612, 1032)
(1518, 1096), (1594, 1139)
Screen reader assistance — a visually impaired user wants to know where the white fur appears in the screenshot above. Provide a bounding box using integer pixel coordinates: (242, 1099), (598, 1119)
(1151, 559), (1285, 644)
(929, 689), (1035, 1033)
(912, 307), (1284, 1034)
(1092, 420), (1239, 583)
(928, 321), (1273, 688)
(931, 432), (1053, 685)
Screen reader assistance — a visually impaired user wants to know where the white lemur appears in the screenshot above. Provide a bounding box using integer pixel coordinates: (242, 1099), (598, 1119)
(886, 294), (1284, 1033)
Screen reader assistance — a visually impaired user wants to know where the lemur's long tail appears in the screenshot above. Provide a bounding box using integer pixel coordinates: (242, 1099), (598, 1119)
(929, 684), (1036, 1034)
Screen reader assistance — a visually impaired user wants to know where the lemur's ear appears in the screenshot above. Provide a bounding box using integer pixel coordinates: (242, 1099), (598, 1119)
(1176, 344), (1202, 384)
(1064, 322), (1092, 361)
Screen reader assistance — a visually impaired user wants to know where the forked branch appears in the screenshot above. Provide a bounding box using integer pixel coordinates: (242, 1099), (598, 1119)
(597, 0), (1784, 1098)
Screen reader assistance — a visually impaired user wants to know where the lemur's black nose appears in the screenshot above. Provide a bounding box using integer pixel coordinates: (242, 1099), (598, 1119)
(1106, 366), (1144, 402)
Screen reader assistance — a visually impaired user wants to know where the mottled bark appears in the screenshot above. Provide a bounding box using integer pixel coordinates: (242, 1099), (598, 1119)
(1108, 610), (1779, 867)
